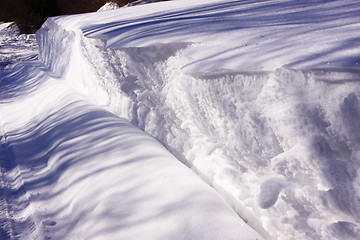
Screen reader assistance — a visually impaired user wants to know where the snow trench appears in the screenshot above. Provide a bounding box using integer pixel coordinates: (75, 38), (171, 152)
(36, 17), (360, 240)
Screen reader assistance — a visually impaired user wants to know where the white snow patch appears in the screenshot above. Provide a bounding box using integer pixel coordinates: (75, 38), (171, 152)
(33, 1), (360, 238)
(97, 2), (120, 11)
(2, 0), (360, 239)
(0, 22), (38, 72)
(0, 59), (262, 239)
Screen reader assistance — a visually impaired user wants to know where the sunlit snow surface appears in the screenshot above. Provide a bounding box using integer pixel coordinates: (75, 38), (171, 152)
(0, 23), (38, 72)
(0, 21), (260, 240)
(2, 0), (360, 239)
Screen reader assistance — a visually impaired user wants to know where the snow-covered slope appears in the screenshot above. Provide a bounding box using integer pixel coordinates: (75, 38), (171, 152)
(2, 0), (360, 239)
(0, 64), (261, 240)
(0, 21), (261, 240)
(97, 2), (120, 11)
(0, 22), (38, 72)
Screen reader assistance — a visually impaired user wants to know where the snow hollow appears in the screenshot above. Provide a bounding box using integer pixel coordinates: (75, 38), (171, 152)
(2, 0), (360, 239)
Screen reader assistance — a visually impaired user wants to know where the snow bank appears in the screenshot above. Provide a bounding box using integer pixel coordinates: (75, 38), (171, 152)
(0, 49), (261, 240)
(0, 22), (37, 72)
(97, 2), (120, 11)
(126, 0), (169, 7)
(32, 0), (360, 239)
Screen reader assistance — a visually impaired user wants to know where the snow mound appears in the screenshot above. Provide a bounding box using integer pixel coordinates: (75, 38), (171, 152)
(33, 0), (360, 239)
(259, 178), (285, 209)
(0, 22), (38, 72)
(97, 2), (120, 11)
(126, 0), (168, 7)
(0, 42), (262, 240)
(2, 0), (360, 239)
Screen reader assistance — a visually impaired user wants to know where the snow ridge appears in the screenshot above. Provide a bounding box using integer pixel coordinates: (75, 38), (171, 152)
(35, 1), (360, 238)
(2, 0), (360, 239)
(0, 22), (38, 72)
(1, 6), (264, 240)
(0, 115), (40, 240)
(1, 61), (262, 239)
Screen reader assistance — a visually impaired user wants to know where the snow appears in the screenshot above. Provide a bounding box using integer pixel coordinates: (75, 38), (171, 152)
(0, 35), (261, 239)
(126, 0), (169, 7)
(258, 178), (285, 209)
(1, 0), (360, 239)
(97, 0), (160, 10)
(97, 2), (120, 11)
(0, 22), (38, 72)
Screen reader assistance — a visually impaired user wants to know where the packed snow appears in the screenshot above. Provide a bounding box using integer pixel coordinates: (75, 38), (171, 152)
(97, 2), (120, 11)
(0, 16), (261, 240)
(0, 22), (38, 72)
(0, 65), (260, 239)
(1, 0), (360, 239)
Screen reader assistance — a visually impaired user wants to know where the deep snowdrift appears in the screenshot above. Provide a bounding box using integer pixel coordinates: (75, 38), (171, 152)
(0, 24), (261, 240)
(0, 22), (38, 72)
(2, 0), (360, 239)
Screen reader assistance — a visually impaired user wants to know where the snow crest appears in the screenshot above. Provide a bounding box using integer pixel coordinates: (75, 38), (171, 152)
(0, 22), (37, 72)
(32, 1), (360, 239)
(97, 2), (120, 11)
(1, 33), (262, 240)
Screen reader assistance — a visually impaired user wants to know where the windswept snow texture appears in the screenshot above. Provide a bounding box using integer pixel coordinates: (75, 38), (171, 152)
(97, 2), (120, 11)
(35, 0), (360, 239)
(2, 0), (360, 239)
(0, 63), (261, 240)
(0, 22), (38, 72)
(0, 23), (262, 240)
